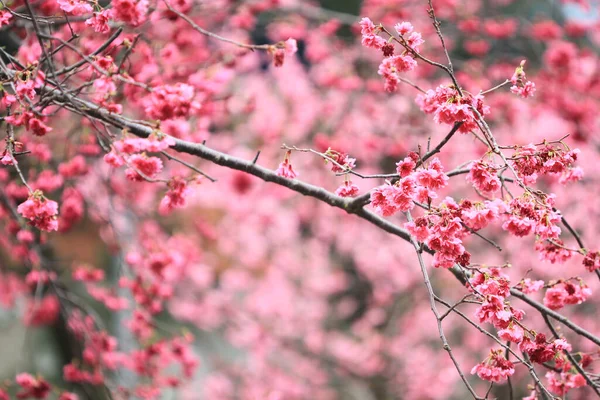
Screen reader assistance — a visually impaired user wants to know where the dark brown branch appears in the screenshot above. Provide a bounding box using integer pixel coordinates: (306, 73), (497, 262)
(54, 27), (123, 76)
(417, 121), (463, 168)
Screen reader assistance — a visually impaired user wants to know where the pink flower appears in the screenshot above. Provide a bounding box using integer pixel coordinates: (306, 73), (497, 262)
(272, 48), (286, 67)
(416, 85), (490, 133)
(58, 155), (89, 178)
(511, 81), (536, 98)
(335, 181), (360, 198)
(0, 10), (12, 27)
(559, 167), (583, 184)
(28, 118), (53, 136)
(85, 9), (113, 33)
(405, 217), (430, 242)
(460, 207), (491, 230)
(361, 34), (386, 50)
(395, 177), (417, 209)
(414, 158), (448, 190)
(360, 17), (386, 50)
(325, 150), (356, 173)
(396, 156), (416, 177)
(58, 188), (84, 233)
(384, 55), (418, 74)
(359, 17), (376, 36)
(276, 158), (298, 179)
(16, 373), (51, 399)
(16, 80), (36, 100)
(519, 278), (545, 294)
(24, 295), (60, 326)
(471, 349), (515, 382)
(144, 83), (198, 120)
(583, 251), (600, 272)
(502, 214), (534, 237)
(17, 192), (59, 232)
(535, 240), (572, 264)
(546, 371), (586, 396)
(112, 0), (148, 26)
(73, 265), (105, 282)
(159, 177), (192, 215)
(519, 333), (565, 364)
(563, 281), (592, 305)
(467, 160), (501, 195)
(57, 0), (93, 15)
(1, 153), (14, 165)
(370, 184), (399, 216)
(484, 19), (517, 39)
(284, 38), (298, 55)
(104, 151), (124, 167)
(498, 324), (524, 343)
(407, 31), (424, 52)
(543, 286), (567, 310)
(125, 154), (163, 181)
(394, 21), (413, 36)
(511, 143), (579, 181)
(468, 268), (510, 297)
(474, 295), (512, 327)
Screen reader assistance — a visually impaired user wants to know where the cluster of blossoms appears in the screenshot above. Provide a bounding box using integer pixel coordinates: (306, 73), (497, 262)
(519, 333), (571, 364)
(502, 193), (561, 240)
(112, 0), (149, 27)
(535, 239), (573, 264)
(11, 373), (67, 399)
(470, 268), (524, 330)
(335, 180), (360, 198)
(510, 142), (582, 185)
(324, 148), (356, 173)
(104, 135), (175, 181)
(144, 83), (201, 121)
(405, 196), (506, 268)
(471, 349), (515, 383)
(320, 148), (361, 197)
(58, 187), (85, 233)
(0, 0), (598, 397)
(5, 110), (53, 137)
(510, 60), (537, 98)
(56, 0), (92, 15)
(85, 9), (114, 33)
(60, 225), (201, 393)
(63, 310), (198, 392)
(467, 158), (502, 196)
(467, 267), (585, 391)
(24, 294), (60, 326)
(468, 270), (519, 382)
(545, 356), (589, 396)
(360, 18), (424, 92)
(159, 176), (193, 215)
(17, 190), (59, 232)
(543, 279), (592, 310)
(103, 135), (197, 214)
(14, 374), (51, 399)
(416, 85), (490, 133)
(370, 156), (448, 216)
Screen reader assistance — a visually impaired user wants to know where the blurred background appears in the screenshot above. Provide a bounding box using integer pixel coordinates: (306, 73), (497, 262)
(2, 0), (600, 399)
